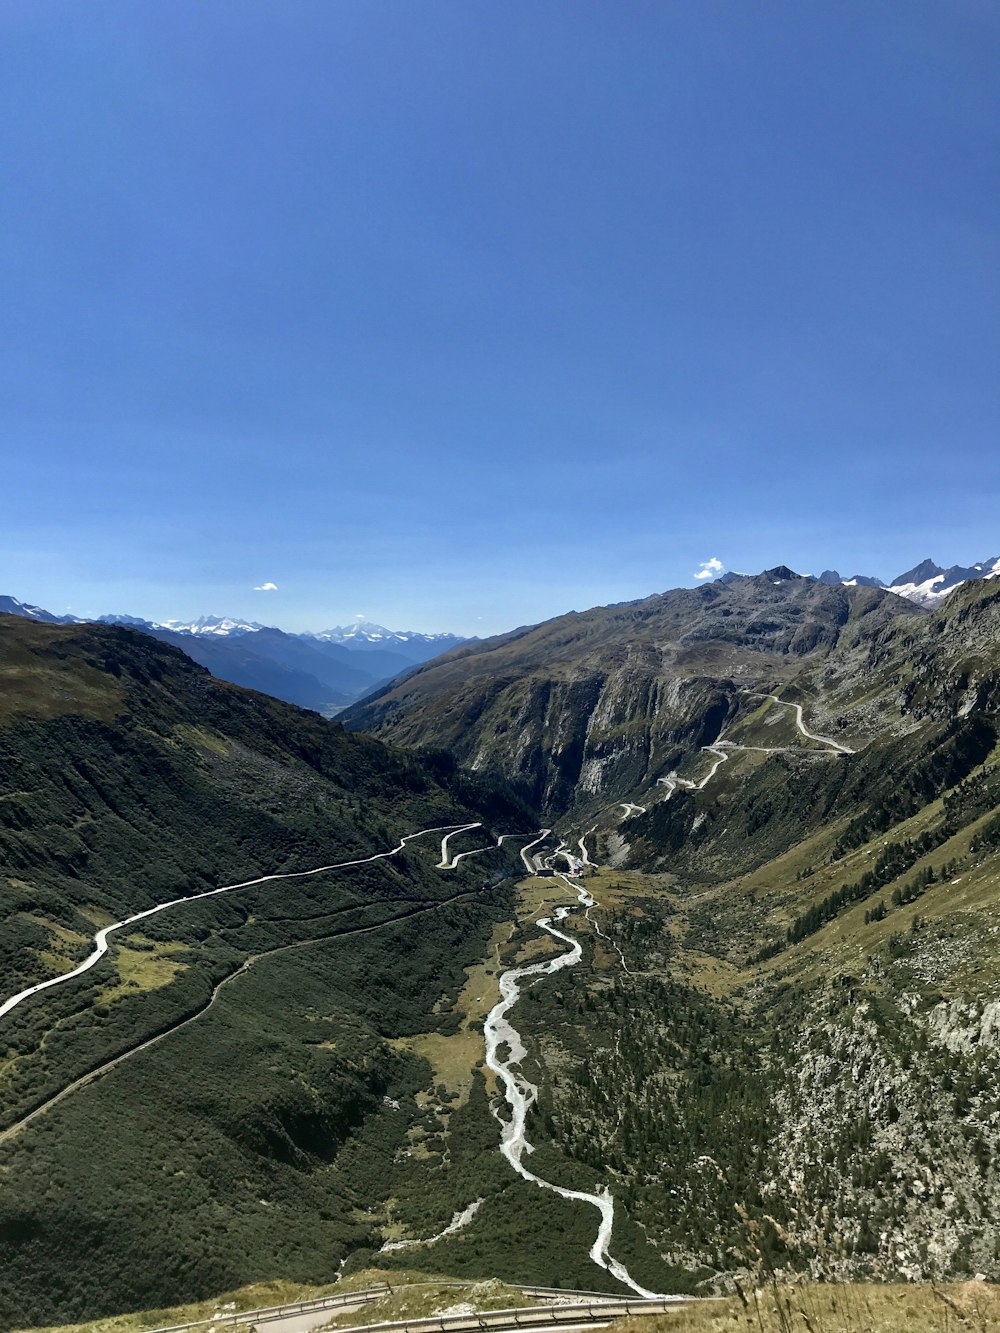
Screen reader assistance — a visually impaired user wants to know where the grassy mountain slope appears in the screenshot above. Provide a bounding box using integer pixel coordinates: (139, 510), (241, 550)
(0, 615), (533, 1330)
(341, 571), (918, 816)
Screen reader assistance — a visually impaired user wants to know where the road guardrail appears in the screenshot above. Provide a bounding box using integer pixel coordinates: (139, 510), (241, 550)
(146, 1283), (683, 1333)
(334, 1297), (686, 1333)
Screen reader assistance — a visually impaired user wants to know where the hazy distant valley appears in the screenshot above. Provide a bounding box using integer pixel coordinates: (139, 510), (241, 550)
(0, 598), (471, 716)
(5, 560), (1000, 1330)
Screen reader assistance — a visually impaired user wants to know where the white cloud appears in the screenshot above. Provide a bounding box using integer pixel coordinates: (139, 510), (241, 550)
(694, 557), (725, 581)
(253, 581), (278, 591)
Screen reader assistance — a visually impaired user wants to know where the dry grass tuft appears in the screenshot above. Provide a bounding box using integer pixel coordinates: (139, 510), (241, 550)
(615, 1281), (1000, 1332)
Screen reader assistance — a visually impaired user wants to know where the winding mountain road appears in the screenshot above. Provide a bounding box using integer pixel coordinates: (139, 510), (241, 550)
(518, 830), (553, 875)
(693, 744), (730, 787)
(0, 823), (495, 1027)
(655, 745), (728, 797)
(0, 892), (479, 1145)
(577, 829), (596, 867)
(3, 823), (567, 1034)
(741, 691), (855, 754)
(652, 690), (852, 808)
(436, 824), (484, 868)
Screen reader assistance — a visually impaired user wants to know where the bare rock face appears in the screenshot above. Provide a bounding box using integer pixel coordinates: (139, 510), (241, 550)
(926, 999), (1000, 1053)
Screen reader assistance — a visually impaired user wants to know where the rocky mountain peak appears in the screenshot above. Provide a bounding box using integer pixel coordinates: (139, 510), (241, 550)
(892, 558), (944, 588)
(761, 565), (801, 582)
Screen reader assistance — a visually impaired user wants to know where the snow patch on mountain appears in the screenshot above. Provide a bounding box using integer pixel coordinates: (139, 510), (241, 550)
(816, 570), (886, 589)
(812, 559), (1000, 608)
(97, 614), (160, 629)
(889, 558), (1000, 609)
(160, 615), (266, 636)
(310, 621), (467, 647)
(0, 597), (79, 624)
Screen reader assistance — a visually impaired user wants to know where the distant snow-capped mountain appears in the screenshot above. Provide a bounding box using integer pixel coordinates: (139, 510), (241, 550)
(159, 614), (267, 636)
(1, 597), (469, 717)
(887, 558), (1000, 608)
(813, 558), (1000, 608)
(97, 614), (466, 646)
(0, 596), (79, 624)
(97, 614), (160, 629)
(99, 613), (266, 636)
(311, 621), (466, 647)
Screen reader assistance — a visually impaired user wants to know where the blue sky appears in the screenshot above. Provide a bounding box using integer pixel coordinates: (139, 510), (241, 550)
(2, 2), (997, 635)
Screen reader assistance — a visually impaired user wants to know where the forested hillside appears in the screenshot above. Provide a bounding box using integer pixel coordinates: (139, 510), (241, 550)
(0, 616), (531, 1329)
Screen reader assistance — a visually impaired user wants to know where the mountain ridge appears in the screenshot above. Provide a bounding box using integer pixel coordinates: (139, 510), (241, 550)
(1, 601), (471, 717)
(341, 571), (920, 816)
(5, 551), (998, 720)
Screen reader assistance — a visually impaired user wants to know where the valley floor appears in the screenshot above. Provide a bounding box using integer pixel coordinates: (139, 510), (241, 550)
(9, 689), (1000, 1327)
